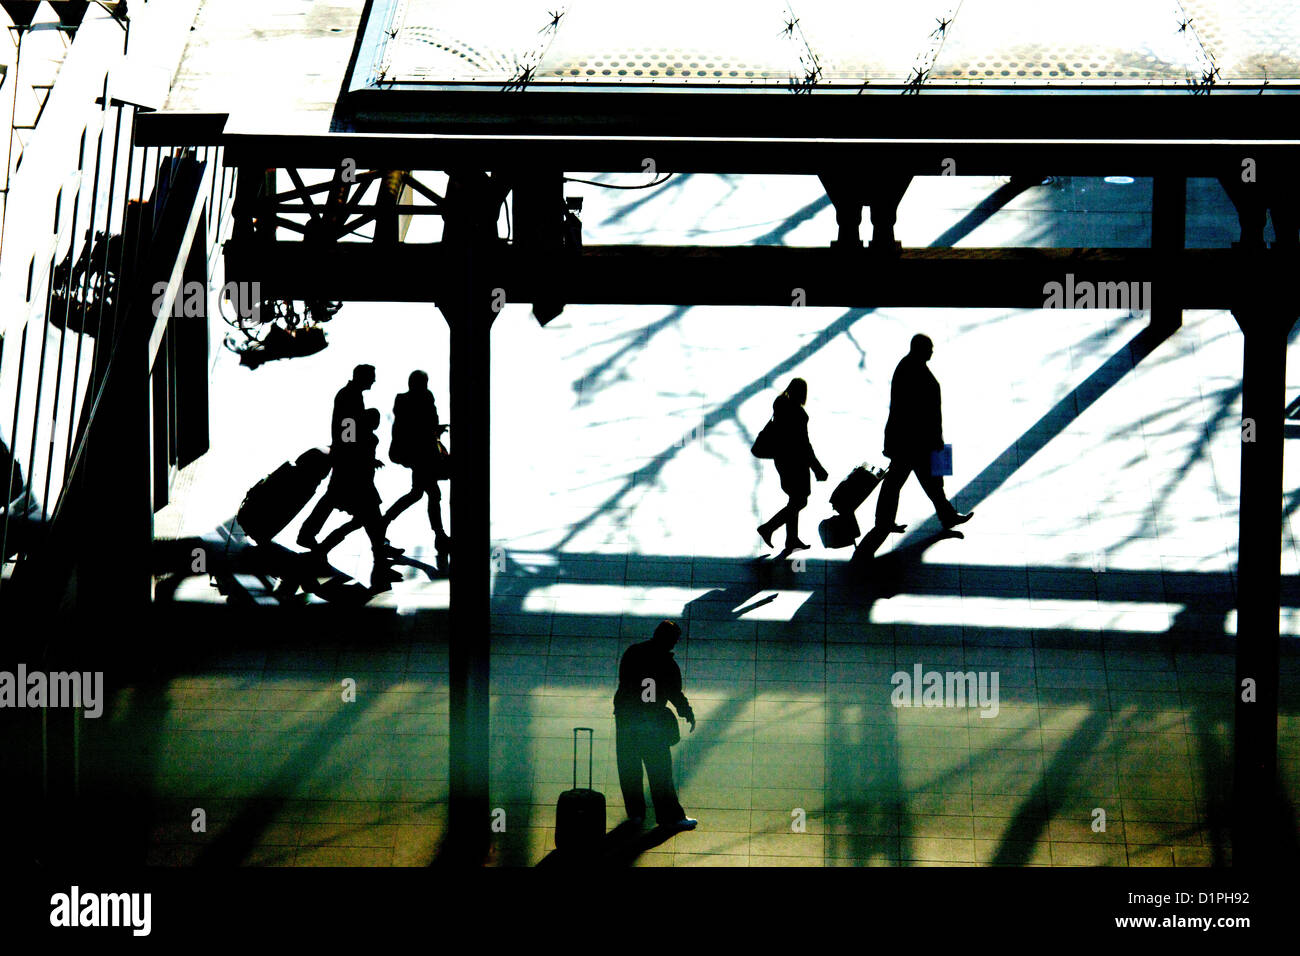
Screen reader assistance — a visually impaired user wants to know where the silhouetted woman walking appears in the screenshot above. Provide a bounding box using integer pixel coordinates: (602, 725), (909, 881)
(385, 370), (450, 555)
(757, 377), (828, 551)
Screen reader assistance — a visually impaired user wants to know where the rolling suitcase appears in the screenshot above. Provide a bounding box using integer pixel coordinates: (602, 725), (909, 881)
(829, 463), (886, 516)
(236, 447), (331, 545)
(818, 512), (860, 549)
(555, 727), (606, 852)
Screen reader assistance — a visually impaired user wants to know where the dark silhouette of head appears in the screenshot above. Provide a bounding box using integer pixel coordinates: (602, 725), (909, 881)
(652, 620), (682, 648)
(909, 335), (934, 362)
(409, 370), (429, 391)
(363, 407), (380, 431)
(783, 377), (808, 406)
(352, 364), (377, 389)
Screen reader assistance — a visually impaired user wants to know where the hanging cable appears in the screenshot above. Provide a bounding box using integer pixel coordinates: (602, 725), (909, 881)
(563, 173), (674, 190)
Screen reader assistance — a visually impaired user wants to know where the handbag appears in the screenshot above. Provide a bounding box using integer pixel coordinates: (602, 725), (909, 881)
(655, 707), (681, 747)
(432, 439), (452, 481)
(750, 417), (779, 459)
(388, 434), (410, 467)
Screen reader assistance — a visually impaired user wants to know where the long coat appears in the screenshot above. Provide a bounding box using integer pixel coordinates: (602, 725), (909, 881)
(389, 387), (440, 469)
(613, 639), (695, 746)
(330, 381), (367, 452)
(882, 355), (944, 461)
(326, 382), (371, 497)
(771, 393), (824, 500)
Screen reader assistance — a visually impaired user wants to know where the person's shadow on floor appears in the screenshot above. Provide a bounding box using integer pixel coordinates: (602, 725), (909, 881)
(847, 526), (965, 599)
(536, 820), (681, 868)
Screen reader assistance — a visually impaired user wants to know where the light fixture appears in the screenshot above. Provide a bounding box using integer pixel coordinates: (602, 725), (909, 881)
(1103, 176), (1136, 185)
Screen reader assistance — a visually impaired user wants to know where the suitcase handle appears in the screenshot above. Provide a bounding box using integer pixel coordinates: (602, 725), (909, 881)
(573, 727), (594, 790)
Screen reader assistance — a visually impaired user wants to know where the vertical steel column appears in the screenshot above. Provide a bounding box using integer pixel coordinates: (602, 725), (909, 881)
(439, 170), (502, 863)
(1231, 291), (1294, 866)
(85, 205), (155, 612)
(865, 173), (912, 254)
(1151, 175), (1185, 330)
(818, 171), (864, 249)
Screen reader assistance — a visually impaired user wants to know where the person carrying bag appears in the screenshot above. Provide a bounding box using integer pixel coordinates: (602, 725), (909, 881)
(756, 377), (828, 552)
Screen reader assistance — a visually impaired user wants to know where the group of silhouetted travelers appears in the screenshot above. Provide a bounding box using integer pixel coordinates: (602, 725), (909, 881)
(591, 336), (977, 839)
(757, 334), (973, 551)
(297, 363), (450, 589)
(614, 336), (975, 837)
(257, 340), (973, 836)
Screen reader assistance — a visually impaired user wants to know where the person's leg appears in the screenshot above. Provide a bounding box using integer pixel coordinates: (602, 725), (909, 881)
(382, 469), (423, 526)
(365, 514), (387, 552)
(874, 460), (910, 529)
(431, 503), (448, 539)
(297, 490), (336, 546)
(368, 530), (401, 589)
(343, 491), (398, 588)
(642, 738), (686, 825)
(421, 470), (450, 547)
(783, 493), (809, 547)
(916, 470), (961, 525)
(759, 501), (792, 543)
(324, 477), (381, 555)
(359, 499), (389, 556)
(761, 463), (798, 544)
(319, 513), (365, 553)
(615, 719), (647, 820)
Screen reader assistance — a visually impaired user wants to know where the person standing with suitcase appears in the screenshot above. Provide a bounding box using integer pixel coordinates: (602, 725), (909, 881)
(874, 334), (973, 534)
(757, 377), (829, 551)
(613, 620), (697, 831)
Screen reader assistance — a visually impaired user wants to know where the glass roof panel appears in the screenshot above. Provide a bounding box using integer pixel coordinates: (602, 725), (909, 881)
(534, 0), (805, 85)
(363, 0), (1300, 91)
(929, 0), (1206, 86)
(792, 0), (957, 85)
(1181, 0), (1300, 82)
(379, 0), (564, 82)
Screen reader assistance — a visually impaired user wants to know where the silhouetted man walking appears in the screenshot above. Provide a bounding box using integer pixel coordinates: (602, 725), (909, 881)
(613, 620), (697, 832)
(296, 365), (399, 588)
(874, 334), (973, 534)
(298, 364), (376, 551)
(314, 408), (399, 582)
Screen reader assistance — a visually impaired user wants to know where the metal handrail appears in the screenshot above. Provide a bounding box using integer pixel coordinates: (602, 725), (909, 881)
(50, 152), (206, 526)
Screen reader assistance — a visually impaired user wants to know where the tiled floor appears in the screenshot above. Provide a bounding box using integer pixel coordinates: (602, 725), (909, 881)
(113, 174), (1300, 865)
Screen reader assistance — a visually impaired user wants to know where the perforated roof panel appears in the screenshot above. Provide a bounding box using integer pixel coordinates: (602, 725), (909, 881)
(356, 0), (1300, 91)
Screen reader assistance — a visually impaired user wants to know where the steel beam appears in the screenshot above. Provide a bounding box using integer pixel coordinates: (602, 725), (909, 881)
(331, 91), (1300, 144)
(223, 241), (1261, 311)
(1150, 176), (1185, 330)
(135, 105), (1300, 179)
(207, 137), (1300, 180)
